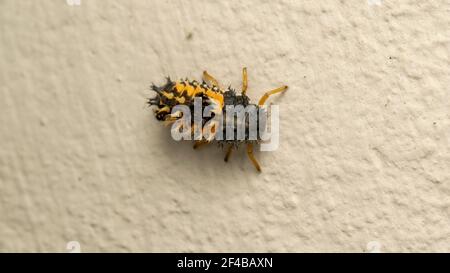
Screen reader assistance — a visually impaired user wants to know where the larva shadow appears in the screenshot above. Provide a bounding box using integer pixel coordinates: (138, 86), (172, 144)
(152, 124), (237, 176)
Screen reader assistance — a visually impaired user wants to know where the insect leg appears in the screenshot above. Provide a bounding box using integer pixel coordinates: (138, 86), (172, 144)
(203, 70), (219, 87)
(258, 85), (288, 105)
(224, 145), (233, 162)
(242, 67), (248, 95)
(246, 143), (261, 172)
(193, 140), (208, 150)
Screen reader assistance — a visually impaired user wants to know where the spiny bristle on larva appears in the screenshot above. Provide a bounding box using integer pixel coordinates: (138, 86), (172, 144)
(148, 77), (225, 121)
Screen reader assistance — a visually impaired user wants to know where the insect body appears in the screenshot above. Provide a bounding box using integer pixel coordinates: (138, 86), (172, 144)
(148, 68), (287, 172)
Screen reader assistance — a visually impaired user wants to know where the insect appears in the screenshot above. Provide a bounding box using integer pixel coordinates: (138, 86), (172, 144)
(148, 68), (287, 171)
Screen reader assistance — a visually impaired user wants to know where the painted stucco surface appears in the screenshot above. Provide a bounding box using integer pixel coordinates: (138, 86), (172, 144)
(0, 0), (449, 252)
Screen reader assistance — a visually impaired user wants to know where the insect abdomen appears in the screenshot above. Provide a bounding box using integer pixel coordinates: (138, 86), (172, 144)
(149, 78), (223, 121)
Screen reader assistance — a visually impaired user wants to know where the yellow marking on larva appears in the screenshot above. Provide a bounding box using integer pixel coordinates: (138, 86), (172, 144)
(193, 85), (204, 96)
(174, 83), (185, 95)
(161, 91), (174, 99)
(205, 89), (224, 107)
(175, 96), (185, 104)
(185, 84), (196, 97)
(174, 81), (224, 107)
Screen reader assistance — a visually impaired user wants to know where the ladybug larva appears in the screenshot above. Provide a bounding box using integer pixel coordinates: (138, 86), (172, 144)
(148, 68), (287, 172)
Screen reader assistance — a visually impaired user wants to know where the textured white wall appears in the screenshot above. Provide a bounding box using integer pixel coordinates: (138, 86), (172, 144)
(0, 0), (449, 252)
